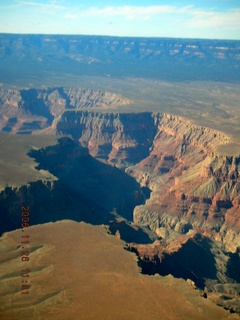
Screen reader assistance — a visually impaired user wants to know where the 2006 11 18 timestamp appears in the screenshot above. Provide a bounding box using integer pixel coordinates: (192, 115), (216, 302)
(21, 206), (31, 295)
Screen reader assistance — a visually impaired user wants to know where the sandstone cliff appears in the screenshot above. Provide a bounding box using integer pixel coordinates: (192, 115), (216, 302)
(1, 99), (238, 253)
(57, 111), (240, 253)
(1, 108), (240, 314)
(128, 233), (240, 314)
(0, 87), (132, 133)
(0, 137), (146, 235)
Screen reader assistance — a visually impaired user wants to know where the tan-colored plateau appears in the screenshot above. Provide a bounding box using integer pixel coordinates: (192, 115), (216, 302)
(0, 220), (239, 320)
(0, 133), (57, 189)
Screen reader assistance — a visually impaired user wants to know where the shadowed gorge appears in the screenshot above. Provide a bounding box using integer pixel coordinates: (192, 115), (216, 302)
(0, 33), (240, 318)
(0, 109), (240, 314)
(0, 110), (240, 314)
(136, 235), (219, 289)
(1, 221), (239, 320)
(55, 111), (240, 250)
(128, 235), (240, 314)
(0, 87), (132, 134)
(0, 137), (148, 235)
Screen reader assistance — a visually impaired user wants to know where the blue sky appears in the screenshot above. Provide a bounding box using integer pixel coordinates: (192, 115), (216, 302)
(0, 0), (240, 39)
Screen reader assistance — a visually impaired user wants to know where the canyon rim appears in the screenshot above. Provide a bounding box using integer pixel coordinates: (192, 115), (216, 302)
(0, 34), (240, 319)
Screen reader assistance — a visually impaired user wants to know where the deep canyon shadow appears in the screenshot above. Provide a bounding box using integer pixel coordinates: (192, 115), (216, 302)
(0, 137), (150, 237)
(131, 235), (219, 290)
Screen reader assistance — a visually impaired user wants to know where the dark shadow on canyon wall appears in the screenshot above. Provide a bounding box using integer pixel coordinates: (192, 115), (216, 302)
(21, 89), (54, 125)
(130, 234), (218, 290)
(108, 219), (155, 244)
(227, 248), (240, 283)
(0, 137), (151, 236)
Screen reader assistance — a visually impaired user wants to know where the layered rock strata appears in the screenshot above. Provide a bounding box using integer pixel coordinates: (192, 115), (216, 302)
(57, 111), (240, 252)
(0, 137), (146, 235)
(0, 88), (132, 133)
(1, 108), (239, 314)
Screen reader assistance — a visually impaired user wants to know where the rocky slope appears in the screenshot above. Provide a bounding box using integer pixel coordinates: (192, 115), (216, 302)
(1, 101), (239, 250)
(56, 111), (240, 250)
(57, 111), (159, 165)
(128, 233), (240, 314)
(0, 97), (240, 314)
(57, 109), (240, 312)
(0, 137), (146, 235)
(0, 87), (131, 134)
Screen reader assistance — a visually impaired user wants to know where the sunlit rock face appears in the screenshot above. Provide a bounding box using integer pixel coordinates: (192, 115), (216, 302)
(0, 33), (240, 317)
(56, 110), (240, 252)
(0, 87), (132, 134)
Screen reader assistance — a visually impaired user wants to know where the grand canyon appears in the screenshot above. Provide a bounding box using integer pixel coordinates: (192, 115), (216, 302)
(0, 34), (240, 319)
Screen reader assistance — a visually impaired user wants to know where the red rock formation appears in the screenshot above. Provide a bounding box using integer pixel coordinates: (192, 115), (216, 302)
(0, 88), (132, 134)
(57, 111), (240, 252)
(1, 90), (239, 249)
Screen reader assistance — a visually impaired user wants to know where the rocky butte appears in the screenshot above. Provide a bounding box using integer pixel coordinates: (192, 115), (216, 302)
(0, 34), (240, 317)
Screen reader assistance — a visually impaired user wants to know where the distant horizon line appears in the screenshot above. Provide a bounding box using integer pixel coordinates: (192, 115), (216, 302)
(0, 32), (239, 42)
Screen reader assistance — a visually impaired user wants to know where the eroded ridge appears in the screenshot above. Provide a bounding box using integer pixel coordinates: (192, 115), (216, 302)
(0, 221), (238, 320)
(0, 109), (239, 315)
(57, 111), (239, 249)
(0, 87), (132, 134)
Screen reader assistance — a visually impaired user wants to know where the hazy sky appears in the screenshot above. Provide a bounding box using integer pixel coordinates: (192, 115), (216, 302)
(1, 0), (240, 39)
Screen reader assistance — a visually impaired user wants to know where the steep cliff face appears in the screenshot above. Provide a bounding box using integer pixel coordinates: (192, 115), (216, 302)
(0, 87), (131, 133)
(57, 111), (240, 251)
(1, 108), (239, 314)
(57, 111), (159, 166)
(129, 115), (240, 251)
(3, 88), (238, 246)
(128, 233), (240, 314)
(0, 137), (146, 235)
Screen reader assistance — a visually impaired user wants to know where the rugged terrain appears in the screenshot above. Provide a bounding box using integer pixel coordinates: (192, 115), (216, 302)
(0, 34), (240, 317)
(56, 110), (240, 313)
(56, 111), (240, 249)
(0, 87), (131, 134)
(0, 105), (240, 314)
(1, 221), (239, 320)
(0, 137), (146, 235)
(0, 34), (240, 83)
